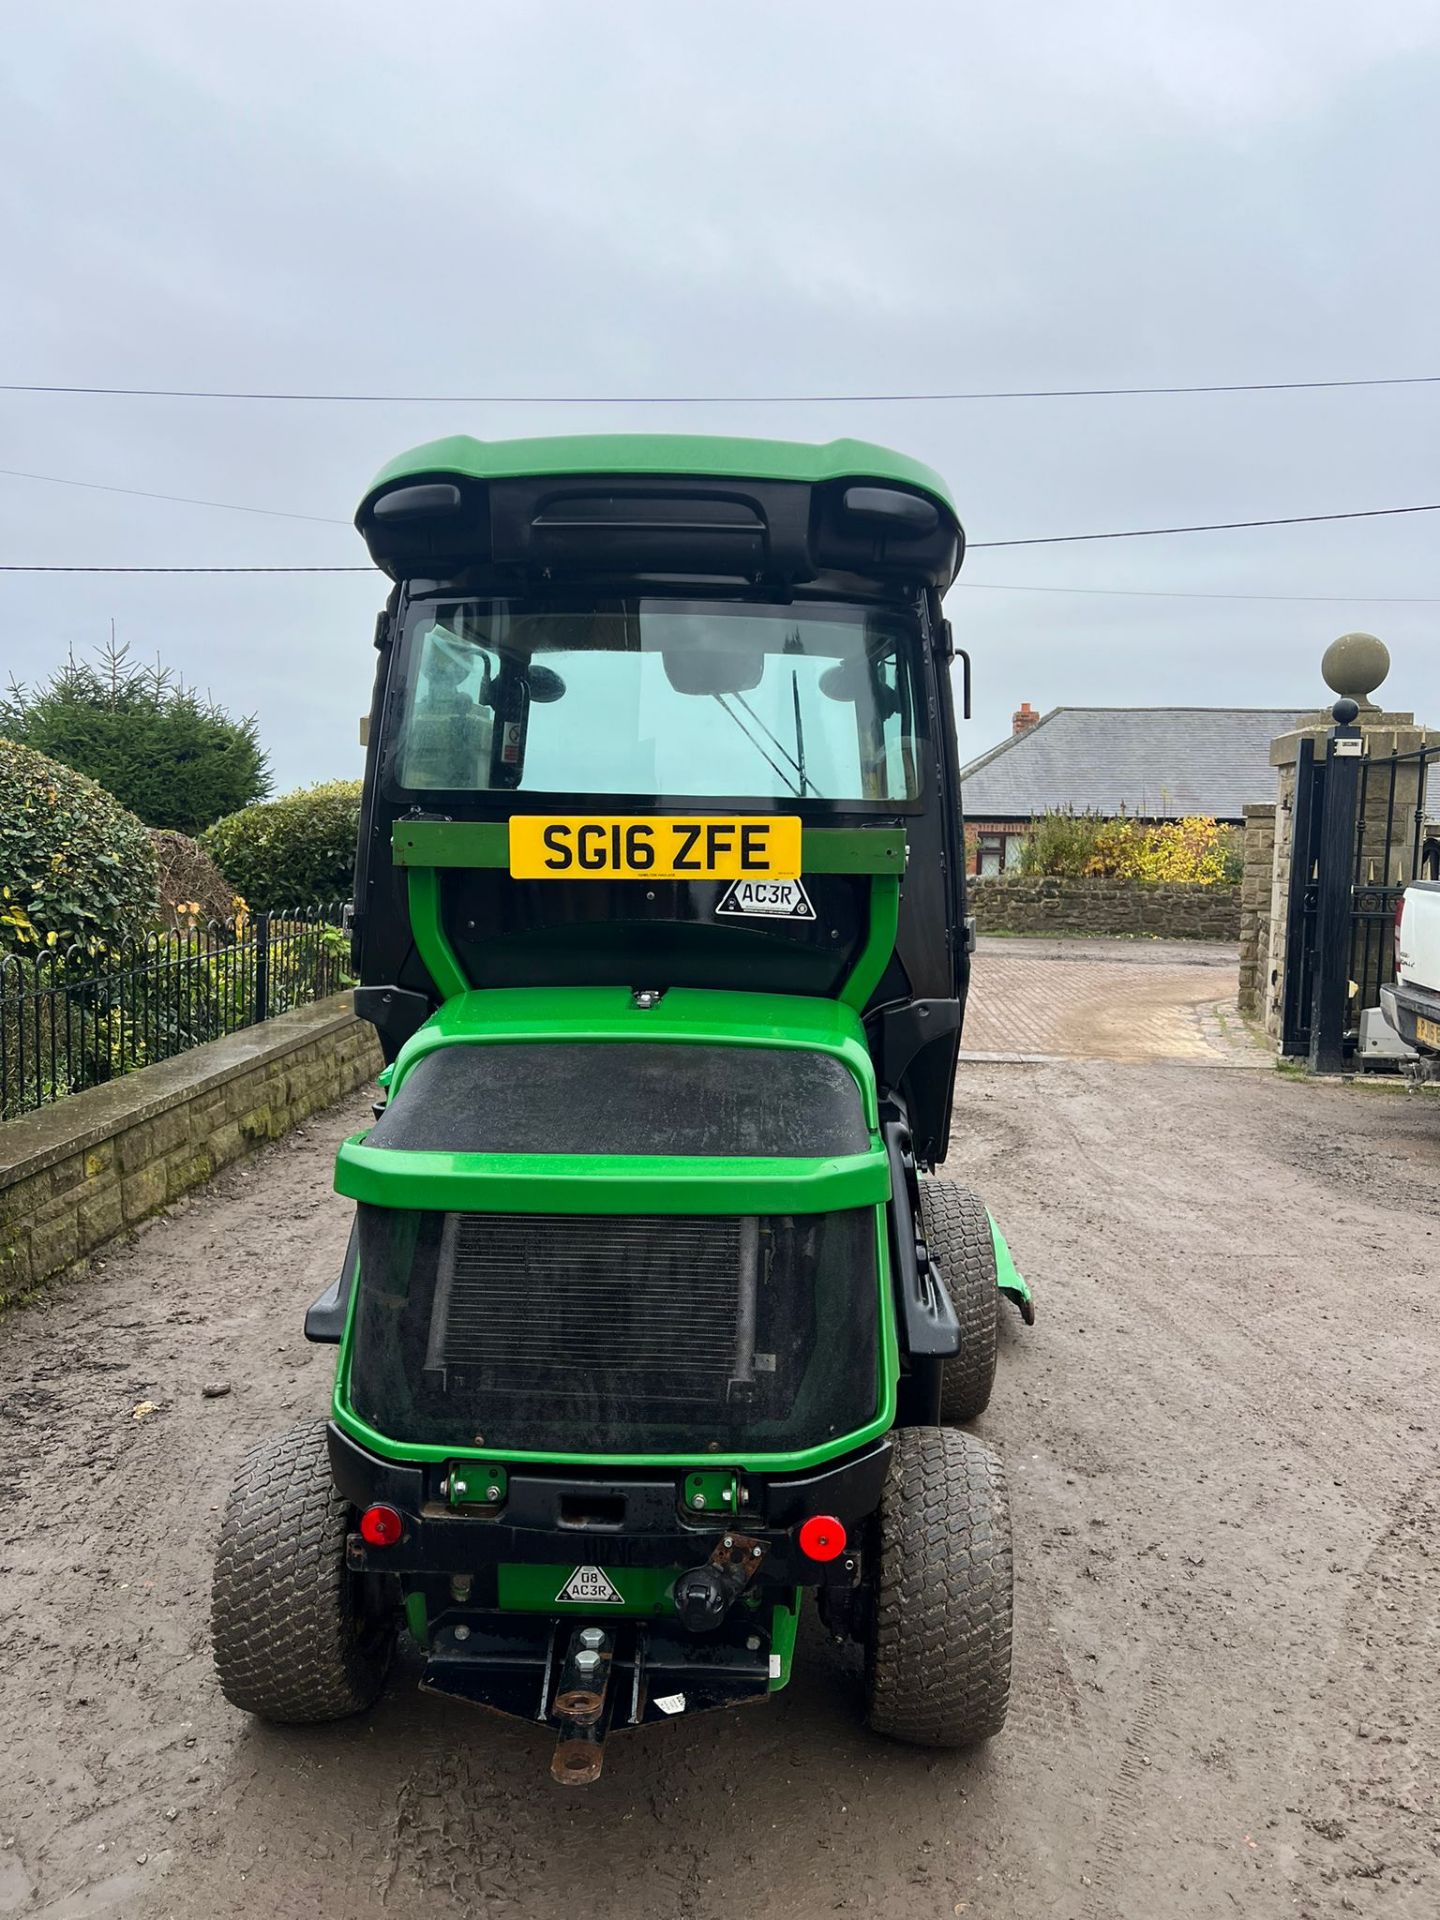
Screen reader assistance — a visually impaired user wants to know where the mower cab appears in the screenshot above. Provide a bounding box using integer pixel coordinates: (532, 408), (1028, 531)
(211, 435), (1027, 1782)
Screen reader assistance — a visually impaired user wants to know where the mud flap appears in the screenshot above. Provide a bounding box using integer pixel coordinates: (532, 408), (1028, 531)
(989, 1213), (1035, 1325)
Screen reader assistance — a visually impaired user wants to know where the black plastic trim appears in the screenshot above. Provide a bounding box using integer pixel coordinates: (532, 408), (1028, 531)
(875, 998), (964, 1094)
(304, 1221), (359, 1344)
(353, 984), (432, 1054)
(882, 1116), (961, 1358)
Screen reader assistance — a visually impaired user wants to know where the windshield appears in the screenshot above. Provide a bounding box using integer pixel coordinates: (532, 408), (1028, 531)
(388, 597), (923, 803)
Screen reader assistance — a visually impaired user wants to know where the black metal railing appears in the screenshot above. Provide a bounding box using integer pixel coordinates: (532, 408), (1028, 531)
(1351, 742), (1440, 1022)
(1, 904), (351, 1121)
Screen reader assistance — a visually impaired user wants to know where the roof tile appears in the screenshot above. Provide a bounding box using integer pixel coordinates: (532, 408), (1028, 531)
(960, 707), (1311, 821)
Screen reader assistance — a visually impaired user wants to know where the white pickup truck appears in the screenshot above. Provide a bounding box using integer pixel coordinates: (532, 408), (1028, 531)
(1382, 882), (1440, 1060)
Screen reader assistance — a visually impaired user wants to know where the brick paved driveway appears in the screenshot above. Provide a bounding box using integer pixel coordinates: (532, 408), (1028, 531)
(961, 934), (1256, 1064)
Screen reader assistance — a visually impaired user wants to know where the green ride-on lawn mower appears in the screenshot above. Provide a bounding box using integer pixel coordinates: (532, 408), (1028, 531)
(211, 433), (1033, 1783)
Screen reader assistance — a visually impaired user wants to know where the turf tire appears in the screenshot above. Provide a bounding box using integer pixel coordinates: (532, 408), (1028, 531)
(920, 1177), (999, 1423)
(211, 1419), (393, 1723)
(865, 1424), (1013, 1747)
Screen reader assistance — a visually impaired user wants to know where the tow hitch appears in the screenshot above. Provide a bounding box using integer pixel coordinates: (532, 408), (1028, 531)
(419, 1604), (774, 1785)
(551, 1626), (614, 1785)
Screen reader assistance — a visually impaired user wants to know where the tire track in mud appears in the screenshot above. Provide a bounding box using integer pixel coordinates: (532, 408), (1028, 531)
(993, 1064), (1435, 1493)
(1289, 1463), (1440, 1918)
(955, 1058), (1440, 1918)
(1077, 1661), (1178, 1920)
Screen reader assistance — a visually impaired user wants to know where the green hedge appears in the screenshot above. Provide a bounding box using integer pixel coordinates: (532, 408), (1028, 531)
(202, 779), (361, 911)
(0, 737), (159, 955)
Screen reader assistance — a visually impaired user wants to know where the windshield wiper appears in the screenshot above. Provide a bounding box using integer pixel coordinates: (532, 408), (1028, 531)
(729, 690), (825, 799)
(711, 694), (802, 798)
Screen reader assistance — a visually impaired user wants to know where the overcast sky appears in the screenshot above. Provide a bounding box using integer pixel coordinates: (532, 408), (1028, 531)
(1, 1), (1436, 796)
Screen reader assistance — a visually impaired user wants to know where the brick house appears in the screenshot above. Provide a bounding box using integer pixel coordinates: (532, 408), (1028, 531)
(960, 704), (1308, 877)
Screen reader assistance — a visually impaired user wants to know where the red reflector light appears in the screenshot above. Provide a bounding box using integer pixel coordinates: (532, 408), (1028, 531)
(798, 1514), (847, 1562)
(359, 1503), (403, 1547)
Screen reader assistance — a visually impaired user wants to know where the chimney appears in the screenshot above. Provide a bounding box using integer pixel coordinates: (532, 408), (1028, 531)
(1012, 701), (1040, 737)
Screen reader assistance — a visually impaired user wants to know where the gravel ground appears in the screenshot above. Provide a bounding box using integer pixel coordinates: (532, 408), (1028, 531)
(2, 971), (1438, 1918)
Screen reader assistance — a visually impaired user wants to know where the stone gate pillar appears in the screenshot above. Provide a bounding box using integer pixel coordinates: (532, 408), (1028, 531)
(1263, 634), (1424, 1046)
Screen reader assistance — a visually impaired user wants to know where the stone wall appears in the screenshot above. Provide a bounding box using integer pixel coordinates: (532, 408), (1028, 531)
(0, 995), (381, 1304)
(968, 876), (1241, 939)
(1238, 804), (1276, 1017)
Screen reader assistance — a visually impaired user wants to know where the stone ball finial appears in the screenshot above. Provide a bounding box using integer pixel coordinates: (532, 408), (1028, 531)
(1321, 632), (1389, 703)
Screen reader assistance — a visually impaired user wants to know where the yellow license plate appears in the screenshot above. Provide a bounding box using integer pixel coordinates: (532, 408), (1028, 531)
(1417, 1015), (1440, 1049)
(509, 815), (801, 881)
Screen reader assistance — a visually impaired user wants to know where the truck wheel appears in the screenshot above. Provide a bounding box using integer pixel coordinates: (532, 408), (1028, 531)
(865, 1425), (1012, 1747)
(211, 1420), (393, 1723)
(919, 1178), (999, 1422)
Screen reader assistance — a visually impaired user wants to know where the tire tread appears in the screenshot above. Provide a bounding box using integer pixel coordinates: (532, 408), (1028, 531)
(211, 1419), (390, 1723)
(866, 1425), (1013, 1747)
(921, 1177), (1000, 1423)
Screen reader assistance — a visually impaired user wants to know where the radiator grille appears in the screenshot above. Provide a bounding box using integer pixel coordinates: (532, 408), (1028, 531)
(427, 1212), (749, 1404)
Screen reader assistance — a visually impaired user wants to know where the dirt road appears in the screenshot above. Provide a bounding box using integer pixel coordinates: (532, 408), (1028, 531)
(2, 943), (1438, 1919)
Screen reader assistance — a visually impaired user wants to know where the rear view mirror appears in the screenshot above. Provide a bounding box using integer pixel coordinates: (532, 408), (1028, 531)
(527, 665), (567, 704)
(819, 659), (867, 702)
(662, 648), (764, 697)
(819, 657), (899, 716)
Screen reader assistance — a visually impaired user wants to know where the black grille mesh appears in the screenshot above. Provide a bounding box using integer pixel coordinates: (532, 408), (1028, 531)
(347, 1202), (878, 1453)
(428, 1212), (746, 1404)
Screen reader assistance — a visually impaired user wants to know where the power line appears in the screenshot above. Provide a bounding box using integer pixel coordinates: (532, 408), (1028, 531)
(961, 580), (1440, 605)
(2, 501), (1436, 573)
(0, 465), (349, 525)
(1, 374), (1437, 405)
(4, 562), (1434, 607)
(968, 502), (1440, 548)
(3, 459), (1437, 550)
(0, 564), (369, 574)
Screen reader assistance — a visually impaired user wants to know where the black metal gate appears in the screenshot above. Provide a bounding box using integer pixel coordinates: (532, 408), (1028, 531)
(1281, 720), (1439, 1065)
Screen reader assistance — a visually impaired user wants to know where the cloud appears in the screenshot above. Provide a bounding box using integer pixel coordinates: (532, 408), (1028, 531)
(0, 0), (1435, 791)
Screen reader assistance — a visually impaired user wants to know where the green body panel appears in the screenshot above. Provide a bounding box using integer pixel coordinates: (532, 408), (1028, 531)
(497, 1563), (680, 1616)
(404, 866), (468, 1001)
(989, 1213), (1033, 1315)
(330, 976), (900, 1468)
(335, 1138), (887, 1216)
(394, 821), (906, 1013)
(392, 819), (907, 875)
(384, 984), (879, 1123)
(768, 1594), (802, 1691)
(838, 873), (900, 1010)
(335, 982), (889, 1215)
(363, 433), (957, 520)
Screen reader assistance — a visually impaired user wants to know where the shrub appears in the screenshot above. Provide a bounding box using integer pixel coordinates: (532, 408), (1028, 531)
(1017, 809), (1231, 885)
(202, 779), (362, 910)
(0, 737), (160, 955)
(148, 829), (242, 930)
(1015, 810), (1105, 878)
(1, 638), (271, 835)
(1089, 815), (1229, 884)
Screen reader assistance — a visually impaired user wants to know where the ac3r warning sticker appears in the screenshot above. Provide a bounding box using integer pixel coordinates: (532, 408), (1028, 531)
(556, 1565), (623, 1604)
(715, 877), (816, 921)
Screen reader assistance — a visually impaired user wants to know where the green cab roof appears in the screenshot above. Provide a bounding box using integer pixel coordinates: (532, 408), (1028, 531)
(361, 432), (957, 519)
